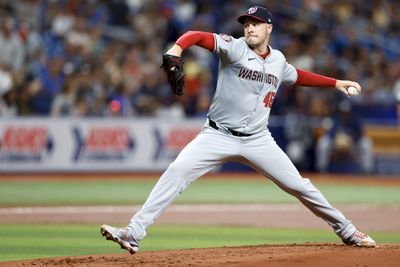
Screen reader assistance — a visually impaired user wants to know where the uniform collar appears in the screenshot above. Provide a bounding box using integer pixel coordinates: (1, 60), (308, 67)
(253, 45), (273, 60)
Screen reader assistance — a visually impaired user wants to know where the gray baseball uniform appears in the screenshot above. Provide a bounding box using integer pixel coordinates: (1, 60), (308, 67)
(208, 34), (297, 134)
(128, 33), (356, 242)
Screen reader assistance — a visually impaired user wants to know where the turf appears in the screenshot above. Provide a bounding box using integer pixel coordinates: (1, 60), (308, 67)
(0, 179), (399, 206)
(0, 224), (399, 262)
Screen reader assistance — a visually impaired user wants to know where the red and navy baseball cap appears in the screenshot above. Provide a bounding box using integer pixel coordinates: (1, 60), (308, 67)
(237, 6), (273, 24)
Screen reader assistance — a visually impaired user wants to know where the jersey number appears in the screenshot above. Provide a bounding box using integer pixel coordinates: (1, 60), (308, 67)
(263, 92), (276, 108)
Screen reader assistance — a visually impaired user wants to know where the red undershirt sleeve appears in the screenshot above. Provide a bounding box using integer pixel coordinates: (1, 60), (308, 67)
(176, 31), (215, 52)
(176, 35), (336, 87)
(295, 68), (337, 87)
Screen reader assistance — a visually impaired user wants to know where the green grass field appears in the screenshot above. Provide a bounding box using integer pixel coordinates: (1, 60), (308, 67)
(0, 178), (399, 206)
(0, 177), (399, 262)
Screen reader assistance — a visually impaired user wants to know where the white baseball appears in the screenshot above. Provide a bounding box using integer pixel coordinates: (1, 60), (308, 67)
(347, 86), (359, 96)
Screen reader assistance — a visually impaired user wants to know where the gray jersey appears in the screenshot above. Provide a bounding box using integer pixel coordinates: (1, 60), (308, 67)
(208, 33), (298, 134)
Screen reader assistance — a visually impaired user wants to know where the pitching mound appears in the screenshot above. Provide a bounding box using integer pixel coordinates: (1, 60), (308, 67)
(2, 243), (399, 267)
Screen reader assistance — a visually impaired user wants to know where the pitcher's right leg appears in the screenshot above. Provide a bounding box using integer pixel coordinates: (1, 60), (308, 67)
(116, 128), (239, 250)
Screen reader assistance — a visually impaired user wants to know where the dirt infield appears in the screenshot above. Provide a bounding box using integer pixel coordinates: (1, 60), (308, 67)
(1, 204), (399, 232)
(2, 243), (400, 267)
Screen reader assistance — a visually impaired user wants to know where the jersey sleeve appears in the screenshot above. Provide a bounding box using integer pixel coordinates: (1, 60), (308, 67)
(282, 61), (298, 85)
(213, 34), (246, 64)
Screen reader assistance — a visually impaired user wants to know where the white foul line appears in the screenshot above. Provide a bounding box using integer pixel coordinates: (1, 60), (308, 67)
(0, 204), (379, 215)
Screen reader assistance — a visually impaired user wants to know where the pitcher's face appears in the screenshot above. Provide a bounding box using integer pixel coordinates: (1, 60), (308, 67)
(243, 18), (272, 48)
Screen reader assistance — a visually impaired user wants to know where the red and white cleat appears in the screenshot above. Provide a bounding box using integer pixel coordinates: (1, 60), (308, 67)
(343, 231), (376, 247)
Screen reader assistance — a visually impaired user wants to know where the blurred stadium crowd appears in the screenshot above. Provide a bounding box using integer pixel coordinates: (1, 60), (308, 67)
(0, 0), (399, 119)
(0, 0), (399, 174)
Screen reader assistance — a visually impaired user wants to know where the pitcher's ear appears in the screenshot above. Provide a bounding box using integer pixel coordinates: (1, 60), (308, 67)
(267, 24), (273, 33)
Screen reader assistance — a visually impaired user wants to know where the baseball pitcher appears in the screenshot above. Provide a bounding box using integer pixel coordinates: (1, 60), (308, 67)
(101, 6), (376, 254)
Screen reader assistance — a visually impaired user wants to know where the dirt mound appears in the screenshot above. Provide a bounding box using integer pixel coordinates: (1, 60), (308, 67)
(2, 243), (399, 267)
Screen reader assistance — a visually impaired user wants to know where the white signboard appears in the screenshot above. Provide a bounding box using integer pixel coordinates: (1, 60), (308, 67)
(0, 118), (204, 172)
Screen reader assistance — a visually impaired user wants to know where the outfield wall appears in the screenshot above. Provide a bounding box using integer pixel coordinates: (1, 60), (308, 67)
(0, 118), (204, 172)
(2, 117), (398, 175)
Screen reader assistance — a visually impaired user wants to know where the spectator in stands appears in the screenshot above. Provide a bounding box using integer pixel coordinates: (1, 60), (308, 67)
(50, 76), (76, 116)
(29, 55), (65, 115)
(0, 66), (16, 117)
(316, 100), (374, 174)
(284, 109), (314, 172)
(0, 17), (24, 72)
(394, 78), (400, 126)
(107, 83), (134, 117)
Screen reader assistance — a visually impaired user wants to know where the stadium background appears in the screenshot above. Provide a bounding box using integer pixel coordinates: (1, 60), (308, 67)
(0, 0), (399, 174)
(0, 0), (399, 266)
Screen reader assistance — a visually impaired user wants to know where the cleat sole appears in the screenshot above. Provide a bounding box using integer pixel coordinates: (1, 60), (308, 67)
(100, 225), (138, 254)
(356, 240), (376, 248)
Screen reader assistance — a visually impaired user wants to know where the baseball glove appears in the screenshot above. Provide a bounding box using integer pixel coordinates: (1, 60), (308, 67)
(160, 54), (185, 95)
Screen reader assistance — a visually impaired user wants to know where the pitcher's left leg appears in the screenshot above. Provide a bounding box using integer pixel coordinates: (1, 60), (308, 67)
(241, 134), (357, 241)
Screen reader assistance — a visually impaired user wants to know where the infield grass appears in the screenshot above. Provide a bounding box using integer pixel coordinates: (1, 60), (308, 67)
(0, 224), (399, 262)
(0, 178), (399, 206)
